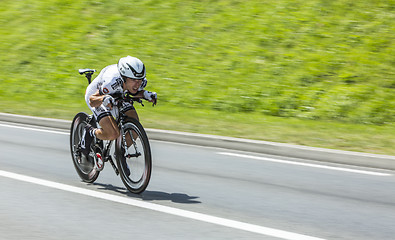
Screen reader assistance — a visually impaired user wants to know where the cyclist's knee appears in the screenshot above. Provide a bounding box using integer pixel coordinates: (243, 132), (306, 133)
(98, 116), (120, 140)
(126, 109), (139, 122)
(110, 129), (120, 140)
(95, 127), (119, 141)
(104, 128), (119, 140)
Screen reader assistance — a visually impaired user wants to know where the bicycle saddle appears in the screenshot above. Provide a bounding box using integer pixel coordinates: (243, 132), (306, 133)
(78, 68), (96, 75)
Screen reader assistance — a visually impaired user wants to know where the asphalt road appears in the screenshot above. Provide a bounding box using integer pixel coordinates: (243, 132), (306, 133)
(1, 121), (395, 240)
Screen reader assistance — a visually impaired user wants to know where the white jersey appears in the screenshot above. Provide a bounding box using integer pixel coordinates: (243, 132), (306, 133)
(84, 64), (147, 122)
(86, 64), (147, 98)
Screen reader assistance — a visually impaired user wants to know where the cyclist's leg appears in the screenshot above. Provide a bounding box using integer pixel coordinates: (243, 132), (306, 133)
(81, 86), (101, 154)
(126, 108), (139, 121)
(88, 99), (119, 141)
(96, 116), (120, 140)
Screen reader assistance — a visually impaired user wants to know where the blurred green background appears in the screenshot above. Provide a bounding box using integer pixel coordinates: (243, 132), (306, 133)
(0, 0), (394, 154)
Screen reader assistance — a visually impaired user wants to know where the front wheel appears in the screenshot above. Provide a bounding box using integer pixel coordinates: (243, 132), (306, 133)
(115, 118), (152, 194)
(70, 112), (99, 183)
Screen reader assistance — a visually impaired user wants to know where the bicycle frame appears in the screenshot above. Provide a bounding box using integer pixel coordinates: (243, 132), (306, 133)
(88, 96), (141, 175)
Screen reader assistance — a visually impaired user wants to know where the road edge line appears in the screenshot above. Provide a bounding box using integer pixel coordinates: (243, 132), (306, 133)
(1, 112), (394, 170)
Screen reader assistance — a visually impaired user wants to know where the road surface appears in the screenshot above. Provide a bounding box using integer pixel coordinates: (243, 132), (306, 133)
(1, 121), (395, 240)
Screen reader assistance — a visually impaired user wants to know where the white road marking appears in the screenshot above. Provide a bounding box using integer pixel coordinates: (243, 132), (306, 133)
(218, 152), (391, 176)
(0, 123), (69, 135)
(0, 169), (326, 240)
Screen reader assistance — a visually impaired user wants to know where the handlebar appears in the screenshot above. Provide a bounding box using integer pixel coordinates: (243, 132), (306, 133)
(112, 91), (145, 107)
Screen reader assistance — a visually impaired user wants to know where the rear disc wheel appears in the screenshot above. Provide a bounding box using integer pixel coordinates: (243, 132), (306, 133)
(70, 112), (99, 183)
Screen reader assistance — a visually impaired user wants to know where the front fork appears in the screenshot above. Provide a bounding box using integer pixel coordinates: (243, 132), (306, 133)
(120, 122), (142, 159)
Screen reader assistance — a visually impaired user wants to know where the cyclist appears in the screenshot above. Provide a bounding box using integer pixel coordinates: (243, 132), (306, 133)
(81, 56), (157, 158)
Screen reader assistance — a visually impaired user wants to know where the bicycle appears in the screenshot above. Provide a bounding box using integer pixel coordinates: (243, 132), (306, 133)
(70, 69), (152, 194)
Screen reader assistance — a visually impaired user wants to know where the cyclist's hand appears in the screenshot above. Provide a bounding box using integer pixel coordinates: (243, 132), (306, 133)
(143, 90), (157, 106)
(102, 95), (115, 109)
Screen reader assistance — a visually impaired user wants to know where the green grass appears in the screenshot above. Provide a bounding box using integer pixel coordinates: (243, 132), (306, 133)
(0, 0), (394, 155)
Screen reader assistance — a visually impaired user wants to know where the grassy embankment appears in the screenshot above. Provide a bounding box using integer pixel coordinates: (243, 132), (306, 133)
(0, 0), (394, 155)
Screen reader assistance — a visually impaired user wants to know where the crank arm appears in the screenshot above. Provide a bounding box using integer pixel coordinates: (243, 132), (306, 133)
(124, 152), (141, 158)
(106, 155), (119, 175)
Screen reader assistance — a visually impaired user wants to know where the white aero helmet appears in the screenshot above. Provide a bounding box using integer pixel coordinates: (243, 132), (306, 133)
(118, 56), (146, 79)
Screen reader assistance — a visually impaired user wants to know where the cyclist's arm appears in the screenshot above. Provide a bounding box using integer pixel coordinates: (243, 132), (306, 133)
(89, 75), (119, 108)
(89, 90), (105, 108)
(132, 90), (144, 98)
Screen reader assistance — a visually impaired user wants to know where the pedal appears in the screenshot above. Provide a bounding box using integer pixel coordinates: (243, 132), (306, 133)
(125, 152), (141, 158)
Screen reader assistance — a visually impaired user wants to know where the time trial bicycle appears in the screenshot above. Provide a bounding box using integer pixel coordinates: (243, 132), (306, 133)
(70, 69), (152, 194)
